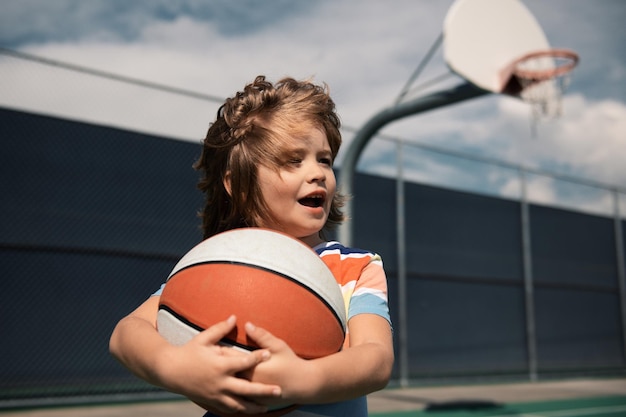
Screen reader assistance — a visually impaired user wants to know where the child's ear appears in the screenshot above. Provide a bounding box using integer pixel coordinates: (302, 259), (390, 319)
(223, 171), (232, 196)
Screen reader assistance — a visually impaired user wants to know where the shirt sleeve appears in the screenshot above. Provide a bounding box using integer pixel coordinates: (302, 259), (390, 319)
(347, 254), (391, 324)
(152, 283), (165, 296)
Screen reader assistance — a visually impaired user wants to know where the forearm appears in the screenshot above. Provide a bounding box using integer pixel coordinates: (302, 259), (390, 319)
(109, 299), (174, 389)
(110, 301), (283, 414)
(248, 314), (394, 405)
(109, 317), (169, 387)
(297, 340), (393, 404)
(109, 296), (195, 395)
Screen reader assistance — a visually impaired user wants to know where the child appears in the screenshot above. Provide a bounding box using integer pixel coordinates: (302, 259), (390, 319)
(109, 75), (394, 416)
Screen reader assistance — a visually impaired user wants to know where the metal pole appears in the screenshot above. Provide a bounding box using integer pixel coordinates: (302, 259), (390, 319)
(613, 190), (626, 360)
(338, 82), (488, 247)
(396, 141), (409, 387)
(520, 169), (538, 381)
(394, 33), (444, 106)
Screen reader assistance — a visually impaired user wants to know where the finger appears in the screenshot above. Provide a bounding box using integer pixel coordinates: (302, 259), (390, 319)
(193, 315), (237, 346)
(195, 378), (281, 415)
(220, 345), (272, 364)
(221, 347), (271, 375)
(244, 322), (287, 351)
(226, 375), (282, 399)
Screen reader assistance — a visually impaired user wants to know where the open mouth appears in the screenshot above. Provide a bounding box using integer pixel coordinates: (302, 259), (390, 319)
(298, 194), (325, 208)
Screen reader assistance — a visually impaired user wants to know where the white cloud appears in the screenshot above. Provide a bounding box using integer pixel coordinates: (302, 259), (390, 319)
(497, 93), (626, 187)
(1, 0), (625, 218)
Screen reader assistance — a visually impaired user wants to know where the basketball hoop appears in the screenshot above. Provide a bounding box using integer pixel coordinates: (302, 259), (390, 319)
(501, 49), (579, 133)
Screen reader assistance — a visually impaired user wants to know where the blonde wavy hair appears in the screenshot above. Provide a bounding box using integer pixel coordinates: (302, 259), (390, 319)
(194, 75), (345, 239)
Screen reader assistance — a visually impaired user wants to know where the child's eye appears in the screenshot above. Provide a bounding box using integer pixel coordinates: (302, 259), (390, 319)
(320, 157), (332, 166)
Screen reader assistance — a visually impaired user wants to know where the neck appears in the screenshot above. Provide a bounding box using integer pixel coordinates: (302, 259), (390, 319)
(299, 234), (324, 248)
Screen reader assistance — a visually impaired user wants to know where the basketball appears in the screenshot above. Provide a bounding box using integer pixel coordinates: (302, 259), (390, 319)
(157, 227), (347, 360)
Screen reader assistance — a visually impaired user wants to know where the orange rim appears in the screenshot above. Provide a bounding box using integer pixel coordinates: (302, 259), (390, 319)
(511, 49), (579, 81)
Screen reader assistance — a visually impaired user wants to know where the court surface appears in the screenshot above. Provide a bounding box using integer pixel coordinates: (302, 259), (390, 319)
(368, 378), (626, 417)
(3, 378), (625, 417)
(373, 396), (626, 417)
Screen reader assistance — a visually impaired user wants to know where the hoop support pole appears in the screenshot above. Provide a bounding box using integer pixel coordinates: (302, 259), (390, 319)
(337, 82), (489, 247)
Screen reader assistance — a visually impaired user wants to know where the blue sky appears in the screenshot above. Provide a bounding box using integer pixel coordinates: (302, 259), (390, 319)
(1, 0), (625, 217)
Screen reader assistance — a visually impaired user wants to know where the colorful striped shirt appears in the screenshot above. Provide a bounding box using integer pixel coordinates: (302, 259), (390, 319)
(289, 241), (390, 416)
(314, 241), (391, 330)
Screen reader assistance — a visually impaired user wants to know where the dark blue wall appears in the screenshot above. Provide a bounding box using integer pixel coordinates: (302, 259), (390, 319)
(1, 107), (624, 405)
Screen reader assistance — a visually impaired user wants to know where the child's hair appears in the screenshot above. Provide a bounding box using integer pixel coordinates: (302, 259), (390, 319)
(194, 75), (346, 239)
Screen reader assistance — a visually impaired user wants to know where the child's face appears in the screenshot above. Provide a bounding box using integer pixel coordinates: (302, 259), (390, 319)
(257, 127), (336, 246)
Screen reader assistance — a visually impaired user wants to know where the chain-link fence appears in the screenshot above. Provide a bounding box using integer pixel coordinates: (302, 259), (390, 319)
(1, 51), (625, 409)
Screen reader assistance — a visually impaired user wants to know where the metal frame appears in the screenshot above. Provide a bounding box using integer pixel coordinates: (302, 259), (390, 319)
(337, 84), (626, 383)
(337, 82), (489, 246)
(337, 82), (489, 386)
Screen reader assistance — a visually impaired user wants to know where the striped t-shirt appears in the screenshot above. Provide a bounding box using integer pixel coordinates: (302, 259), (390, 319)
(313, 240), (391, 333)
(285, 241), (390, 417)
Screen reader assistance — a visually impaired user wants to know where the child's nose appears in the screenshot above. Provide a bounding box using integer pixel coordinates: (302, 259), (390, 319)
(308, 163), (326, 182)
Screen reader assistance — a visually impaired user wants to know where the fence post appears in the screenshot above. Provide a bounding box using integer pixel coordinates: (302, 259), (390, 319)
(396, 141), (409, 387)
(520, 169), (538, 381)
(613, 190), (626, 361)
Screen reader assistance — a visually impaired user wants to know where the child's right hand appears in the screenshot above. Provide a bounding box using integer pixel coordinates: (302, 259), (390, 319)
(110, 298), (283, 416)
(157, 315), (283, 415)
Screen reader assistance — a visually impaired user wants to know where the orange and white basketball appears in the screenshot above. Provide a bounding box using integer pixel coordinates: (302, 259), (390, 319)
(157, 227), (346, 359)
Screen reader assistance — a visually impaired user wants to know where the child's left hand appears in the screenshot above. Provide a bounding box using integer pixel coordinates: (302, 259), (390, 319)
(241, 314), (394, 407)
(240, 322), (316, 406)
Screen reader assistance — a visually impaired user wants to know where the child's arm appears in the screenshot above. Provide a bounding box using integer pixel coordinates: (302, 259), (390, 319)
(109, 296), (282, 415)
(245, 312), (394, 405)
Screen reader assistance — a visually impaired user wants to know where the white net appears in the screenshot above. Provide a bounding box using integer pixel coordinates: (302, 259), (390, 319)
(518, 74), (570, 120)
(512, 51), (577, 136)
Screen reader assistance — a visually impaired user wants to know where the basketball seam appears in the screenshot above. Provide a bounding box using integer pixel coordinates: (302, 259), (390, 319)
(158, 305), (259, 352)
(168, 260), (346, 333)
(158, 304), (204, 333)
